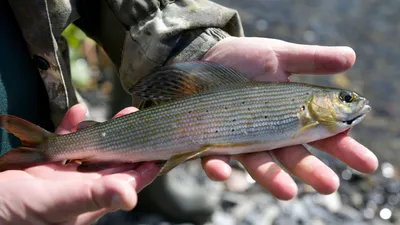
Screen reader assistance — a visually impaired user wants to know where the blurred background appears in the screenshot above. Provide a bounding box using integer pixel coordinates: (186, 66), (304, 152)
(62, 1), (400, 225)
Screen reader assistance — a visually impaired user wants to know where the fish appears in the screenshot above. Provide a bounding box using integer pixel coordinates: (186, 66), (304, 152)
(0, 61), (371, 174)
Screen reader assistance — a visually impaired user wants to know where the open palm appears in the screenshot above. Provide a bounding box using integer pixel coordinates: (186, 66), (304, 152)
(199, 37), (378, 200)
(0, 105), (160, 225)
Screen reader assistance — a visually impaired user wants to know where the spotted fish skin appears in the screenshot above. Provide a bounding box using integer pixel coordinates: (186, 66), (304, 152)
(47, 82), (311, 160)
(0, 61), (371, 173)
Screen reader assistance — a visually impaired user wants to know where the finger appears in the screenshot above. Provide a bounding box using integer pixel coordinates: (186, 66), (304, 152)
(203, 37), (288, 82)
(64, 209), (110, 225)
(40, 162), (160, 222)
(270, 39), (356, 74)
(233, 152), (297, 200)
(203, 37), (356, 79)
(201, 155), (231, 181)
(272, 145), (340, 194)
(113, 107), (139, 118)
(310, 133), (378, 174)
(56, 104), (88, 134)
(25, 163), (140, 181)
(103, 162), (161, 193)
(28, 162), (150, 182)
(39, 177), (135, 222)
(57, 105), (138, 135)
(0, 170), (33, 182)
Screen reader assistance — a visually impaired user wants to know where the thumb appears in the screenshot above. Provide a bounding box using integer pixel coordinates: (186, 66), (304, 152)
(41, 174), (136, 222)
(56, 104), (88, 134)
(41, 163), (160, 223)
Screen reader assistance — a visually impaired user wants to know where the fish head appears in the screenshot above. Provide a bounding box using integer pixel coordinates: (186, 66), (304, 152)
(308, 88), (371, 132)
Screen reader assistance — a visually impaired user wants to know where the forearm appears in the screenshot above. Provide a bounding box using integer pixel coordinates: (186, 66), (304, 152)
(164, 27), (233, 64)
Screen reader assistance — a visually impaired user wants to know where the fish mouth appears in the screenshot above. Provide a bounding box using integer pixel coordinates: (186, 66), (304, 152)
(343, 104), (371, 125)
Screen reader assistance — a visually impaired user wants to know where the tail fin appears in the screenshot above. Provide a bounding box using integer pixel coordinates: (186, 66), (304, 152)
(0, 115), (55, 171)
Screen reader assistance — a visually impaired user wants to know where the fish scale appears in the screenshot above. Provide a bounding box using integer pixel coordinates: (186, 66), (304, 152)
(0, 61), (371, 174)
(46, 82), (312, 161)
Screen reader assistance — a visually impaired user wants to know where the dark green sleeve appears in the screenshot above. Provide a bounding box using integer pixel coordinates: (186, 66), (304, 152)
(74, 0), (244, 96)
(0, 1), (54, 155)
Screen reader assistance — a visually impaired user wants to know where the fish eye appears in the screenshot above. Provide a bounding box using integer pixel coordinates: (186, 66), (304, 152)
(339, 91), (354, 103)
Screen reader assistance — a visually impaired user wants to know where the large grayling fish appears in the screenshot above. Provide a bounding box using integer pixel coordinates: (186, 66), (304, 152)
(0, 61), (371, 174)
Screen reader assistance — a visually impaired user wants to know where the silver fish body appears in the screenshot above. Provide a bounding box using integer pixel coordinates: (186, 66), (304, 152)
(47, 83), (356, 162)
(0, 61), (371, 173)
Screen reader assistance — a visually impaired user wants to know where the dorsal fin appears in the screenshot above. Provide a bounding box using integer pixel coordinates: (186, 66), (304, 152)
(129, 61), (249, 101)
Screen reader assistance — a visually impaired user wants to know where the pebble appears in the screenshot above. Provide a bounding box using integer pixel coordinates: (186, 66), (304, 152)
(363, 207), (375, 220)
(382, 162), (395, 179)
(97, 158), (400, 225)
(349, 191), (364, 208)
(386, 180), (400, 194)
(225, 169), (253, 192)
(255, 19), (268, 32)
(380, 208), (393, 220)
(312, 192), (342, 213)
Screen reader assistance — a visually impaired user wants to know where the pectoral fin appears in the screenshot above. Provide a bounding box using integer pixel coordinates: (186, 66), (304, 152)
(292, 121), (319, 139)
(159, 146), (212, 175)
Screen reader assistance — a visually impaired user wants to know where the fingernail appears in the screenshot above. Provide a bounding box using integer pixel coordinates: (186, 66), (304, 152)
(366, 149), (378, 162)
(365, 150), (379, 172)
(336, 46), (354, 51)
(291, 182), (298, 193)
(111, 194), (123, 209)
(223, 164), (231, 176)
(127, 177), (136, 187)
(332, 175), (340, 188)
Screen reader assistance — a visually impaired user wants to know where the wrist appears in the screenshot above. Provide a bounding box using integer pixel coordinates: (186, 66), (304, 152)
(165, 27), (232, 64)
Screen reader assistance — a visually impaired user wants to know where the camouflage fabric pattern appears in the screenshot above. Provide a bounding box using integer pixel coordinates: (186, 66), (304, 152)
(7, 0), (244, 127)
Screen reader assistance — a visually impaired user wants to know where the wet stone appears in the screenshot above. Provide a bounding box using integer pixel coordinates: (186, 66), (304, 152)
(363, 207), (375, 220)
(349, 191), (364, 208)
(211, 211), (235, 225)
(381, 162), (395, 179)
(368, 191), (386, 205)
(380, 207), (393, 220)
(388, 195), (399, 206)
(342, 169), (353, 181)
(386, 180), (400, 193)
(224, 169), (254, 192)
(366, 200), (379, 211)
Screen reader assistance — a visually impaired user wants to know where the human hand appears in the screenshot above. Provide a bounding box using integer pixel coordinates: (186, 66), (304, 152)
(200, 37), (378, 200)
(0, 104), (160, 225)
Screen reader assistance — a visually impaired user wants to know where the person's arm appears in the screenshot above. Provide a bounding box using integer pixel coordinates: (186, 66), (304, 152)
(0, 104), (160, 225)
(73, 0), (243, 92)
